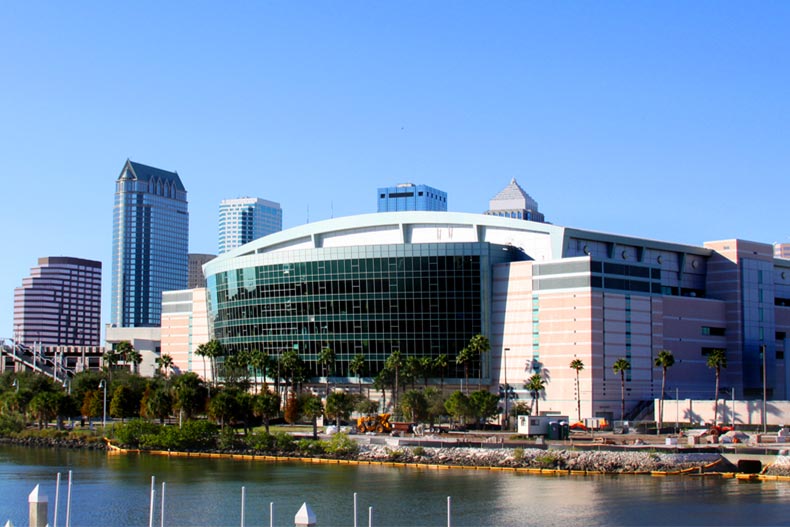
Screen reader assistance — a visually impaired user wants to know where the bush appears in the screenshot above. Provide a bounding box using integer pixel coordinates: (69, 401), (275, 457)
(272, 431), (296, 453)
(0, 413), (25, 435)
(412, 446), (426, 457)
(534, 452), (559, 469)
(177, 420), (218, 450)
(323, 432), (358, 456)
(297, 438), (325, 455)
(219, 427), (243, 450)
(513, 447), (525, 462)
(113, 419), (161, 448)
(246, 431), (275, 452)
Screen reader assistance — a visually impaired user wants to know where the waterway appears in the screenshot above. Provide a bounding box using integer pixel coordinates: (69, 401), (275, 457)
(1, 445), (789, 526)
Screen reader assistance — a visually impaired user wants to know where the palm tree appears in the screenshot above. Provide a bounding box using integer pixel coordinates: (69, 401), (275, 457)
(155, 354), (174, 377)
(301, 395), (324, 440)
(196, 340), (223, 386)
(456, 347), (474, 394)
(612, 358), (631, 421)
(654, 349), (675, 431)
(419, 357), (433, 388)
(706, 348), (727, 425)
(524, 374), (546, 416)
(318, 345), (336, 398)
(385, 351), (404, 413)
(349, 354), (366, 395)
(434, 354), (448, 393)
(248, 348), (264, 393)
(253, 389), (281, 434)
(569, 358), (584, 422)
(467, 334), (491, 389)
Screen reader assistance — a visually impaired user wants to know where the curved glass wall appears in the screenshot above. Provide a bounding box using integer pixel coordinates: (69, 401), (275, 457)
(206, 242), (515, 380)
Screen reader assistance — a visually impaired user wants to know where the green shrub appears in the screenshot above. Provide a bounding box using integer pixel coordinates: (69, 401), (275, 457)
(386, 448), (404, 461)
(272, 431), (296, 452)
(412, 446), (426, 457)
(534, 452), (559, 469)
(113, 419), (161, 448)
(177, 420), (218, 450)
(323, 432), (358, 456)
(219, 427), (243, 450)
(247, 431), (275, 452)
(513, 447), (525, 462)
(297, 438), (325, 455)
(0, 413), (26, 435)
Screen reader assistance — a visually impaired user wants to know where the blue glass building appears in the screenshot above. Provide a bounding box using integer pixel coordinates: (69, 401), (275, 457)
(111, 160), (189, 328)
(218, 197), (282, 254)
(377, 183), (447, 212)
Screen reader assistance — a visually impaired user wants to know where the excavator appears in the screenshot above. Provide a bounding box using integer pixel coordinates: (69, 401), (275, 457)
(356, 413), (392, 434)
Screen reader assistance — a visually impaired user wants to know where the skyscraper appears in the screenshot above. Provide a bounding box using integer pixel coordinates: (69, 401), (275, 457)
(377, 183), (448, 212)
(218, 197), (282, 254)
(111, 159), (189, 328)
(188, 253), (216, 289)
(13, 257), (102, 346)
(485, 178), (545, 222)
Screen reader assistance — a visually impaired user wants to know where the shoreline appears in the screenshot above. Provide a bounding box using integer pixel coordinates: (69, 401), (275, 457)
(4, 434), (790, 480)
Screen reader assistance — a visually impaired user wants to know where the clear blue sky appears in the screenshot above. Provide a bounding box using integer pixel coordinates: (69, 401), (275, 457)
(2, 2), (789, 337)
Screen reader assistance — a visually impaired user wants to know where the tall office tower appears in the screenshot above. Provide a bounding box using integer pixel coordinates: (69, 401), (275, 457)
(377, 183), (448, 212)
(776, 243), (790, 259)
(188, 253), (216, 289)
(13, 257), (102, 346)
(111, 159), (189, 328)
(218, 197), (282, 254)
(485, 178), (545, 222)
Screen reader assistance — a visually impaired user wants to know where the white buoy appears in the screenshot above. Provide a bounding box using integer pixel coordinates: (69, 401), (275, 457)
(28, 484), (48, 527)
(53, 472), (61, 527)
(294, 503), (316, 527)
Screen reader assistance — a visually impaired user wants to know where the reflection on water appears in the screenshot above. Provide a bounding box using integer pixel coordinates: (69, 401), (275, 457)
(1, 446), (788, 526)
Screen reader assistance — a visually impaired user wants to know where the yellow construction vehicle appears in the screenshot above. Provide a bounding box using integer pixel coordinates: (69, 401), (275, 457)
(356, 413), (392, 434)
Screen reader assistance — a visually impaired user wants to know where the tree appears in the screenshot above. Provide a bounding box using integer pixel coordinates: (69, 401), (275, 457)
(126, 349), (143, 375)
(612, 358), (631, 421)
(195, 340), (224, 386)
(355, 397), (380, 416)
(654, 350), (675, 431)
(172, 372), (207, 422)
(283, 390), (300, 425)
(156, 354), (174, 377)
(208, 389), (240, 429)
(469, 390), (500, 426)
(28, 391), (61, 429)
(102, 349), (121, 379)
(325, 391), (355, 429)
(318, 345), (336, 398)
(444, 391), (472, 426)
(419, 357), (433, 388)
(399, 389), (428, 422)
(141, 385), (173, 424)
(110, 385), (138, 421)
(279, 349), (301, 393)
(525, 374), (547, 416)
(253, 389), (281, 434)
(404, 356), (421, 390)
(570, 358), (584, 422)
(373, 368), (393, 412)
(467, 334), (491, 389)
(424, 387), (446, 427)
(385, 351), (404, 413)
(81, 390), (102, 423)
(349, 354), (366, 395)
(706, 348), (727, 425)
(301, 395), (323, 440)
(433, 354), (449, 393)
(456, 347), (474, 395)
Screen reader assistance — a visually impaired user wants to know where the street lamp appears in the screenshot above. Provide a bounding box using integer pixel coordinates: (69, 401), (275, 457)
(503, 348), (510, 431)
(98, 379), (107, 428)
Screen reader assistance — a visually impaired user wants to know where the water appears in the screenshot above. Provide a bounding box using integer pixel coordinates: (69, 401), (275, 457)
(1, 445), (789, 526)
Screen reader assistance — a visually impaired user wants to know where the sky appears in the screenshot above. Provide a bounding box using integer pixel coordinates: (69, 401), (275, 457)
(1, 2), (789, 337)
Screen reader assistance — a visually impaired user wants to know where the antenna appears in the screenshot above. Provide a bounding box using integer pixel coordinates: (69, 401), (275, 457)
(331, 201), (334, 219)
(306, 205), (310, 224)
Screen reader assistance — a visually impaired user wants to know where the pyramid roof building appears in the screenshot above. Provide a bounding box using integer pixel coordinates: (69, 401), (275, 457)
(485, 178), (545, 223)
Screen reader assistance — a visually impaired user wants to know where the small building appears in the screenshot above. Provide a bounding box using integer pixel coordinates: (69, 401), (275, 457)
(517, 415), (569, 437)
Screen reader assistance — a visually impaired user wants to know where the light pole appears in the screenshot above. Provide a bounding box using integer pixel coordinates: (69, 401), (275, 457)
(98, 379), (107, 428)
(762, 344), (767, 433)
(503, 347), (510, 431)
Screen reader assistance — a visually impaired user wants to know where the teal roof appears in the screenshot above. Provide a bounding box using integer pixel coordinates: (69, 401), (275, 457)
(119, 159), (186, 192)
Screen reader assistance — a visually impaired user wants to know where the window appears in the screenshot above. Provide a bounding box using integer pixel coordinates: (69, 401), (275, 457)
(701, 326), (726, 336)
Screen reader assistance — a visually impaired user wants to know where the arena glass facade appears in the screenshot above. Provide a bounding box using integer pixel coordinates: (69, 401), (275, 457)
(207, 241), (518, 380)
